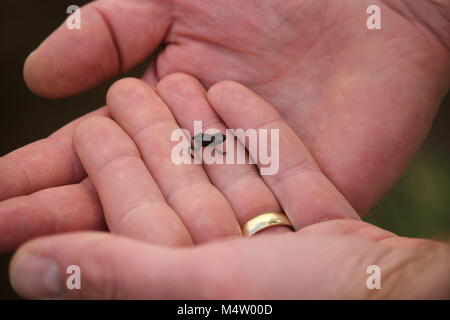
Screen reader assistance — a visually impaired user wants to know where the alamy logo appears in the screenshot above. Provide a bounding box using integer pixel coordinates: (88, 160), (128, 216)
(366, 5), (382, 30)
(171, 121), (280, 175)
(66, 5), (81, 30)
(66, 265), (81, 290)
(366, 265), (381, 290)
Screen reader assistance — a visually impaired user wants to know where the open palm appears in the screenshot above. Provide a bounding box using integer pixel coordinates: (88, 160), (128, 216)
(9, 78), (450, 300)
(0, 0), (449, 250)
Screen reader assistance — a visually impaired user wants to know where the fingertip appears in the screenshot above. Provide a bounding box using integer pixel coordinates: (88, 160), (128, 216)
(157, 72), (202, 93)
(156, 73), (208, 113)
(106, 77), (175, 137)
(23, 6), (122, 98)
(23, 49), (57, 99)
(9, 232), (111, 299)
(73, 116), (124, 157)
(22, 20), (118, 99)
(207, 80), (246, 101)
(207, 80), (264, 118)
(107, 77), (146, 101)
(23, 0), (172, 98)
(74, 116), (108, 143)
(9, 234), (64, 299)
(106, 77), (154, 112)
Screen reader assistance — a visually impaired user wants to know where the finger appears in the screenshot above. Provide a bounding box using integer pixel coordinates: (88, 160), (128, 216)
(73, 116), (192, 246)
(106, 78), (241, 243)
(0, 179), (105, 253)
(24, 0), (172, 98)
(207, 81), (360, 229)
(157, 73), (291, 235)
(10, 224), (449, 299)
(0, 107), (110, 202)
(10, 231), (353, 299)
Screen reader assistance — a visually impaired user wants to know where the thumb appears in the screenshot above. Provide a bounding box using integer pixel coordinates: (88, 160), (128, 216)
(9, 225), (450, 299)
(24, 0), (172, 98)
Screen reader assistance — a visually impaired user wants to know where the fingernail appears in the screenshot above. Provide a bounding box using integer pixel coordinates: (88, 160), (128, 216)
(10, 254), (62, 299)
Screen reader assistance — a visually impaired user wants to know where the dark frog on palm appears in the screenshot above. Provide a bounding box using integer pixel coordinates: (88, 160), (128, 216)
(190, 132), (227, 157)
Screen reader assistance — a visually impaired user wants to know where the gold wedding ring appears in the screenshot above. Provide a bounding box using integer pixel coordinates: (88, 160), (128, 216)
(242, 212), (293, 237)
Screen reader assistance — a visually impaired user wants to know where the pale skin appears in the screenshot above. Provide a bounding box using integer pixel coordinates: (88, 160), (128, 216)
(9, 77), (450, 299)
(0, 1), (449, 251)
(0, 0), (449, 298)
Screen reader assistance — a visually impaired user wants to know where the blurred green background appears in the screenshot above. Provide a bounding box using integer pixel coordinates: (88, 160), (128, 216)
(1, 0), (449, 299)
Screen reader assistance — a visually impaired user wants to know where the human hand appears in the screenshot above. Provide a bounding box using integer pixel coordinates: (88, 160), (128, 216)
(9, 78), (449, 299)
(46, 75), (360, 245)
(9, 220), (450, 299)
(1, 0), (449, 251)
